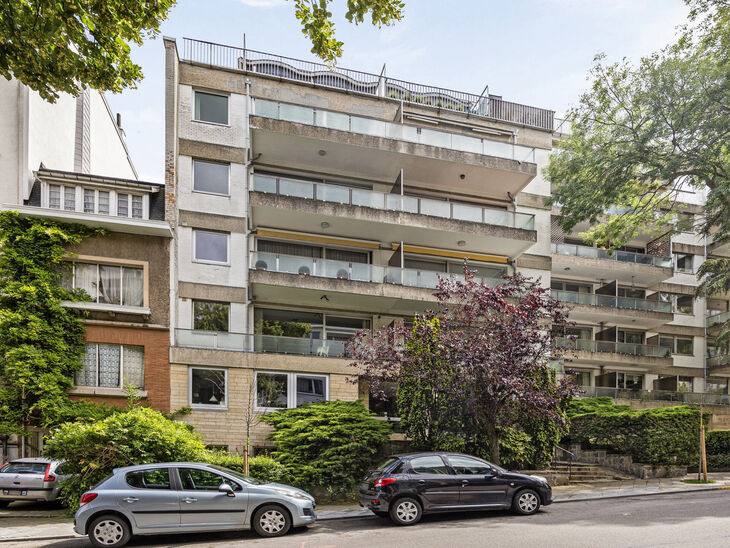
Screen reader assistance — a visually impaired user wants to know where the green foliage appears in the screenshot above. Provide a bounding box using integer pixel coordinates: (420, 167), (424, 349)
(203, 452), (289, 484)
(567, 397), (631, 418)
(0, 211), (101, 438)
(44, 407), (208, 511)
(291, 0), (405, 64)
(569, 405), (710, 466)
(707, 454), (730, 469)
(257, 319), (312, 338)
(498, 427), (535, 470)
(706, 429), (730, 455)
(261, 400), (391, 500)
(0, 1), (177, 102)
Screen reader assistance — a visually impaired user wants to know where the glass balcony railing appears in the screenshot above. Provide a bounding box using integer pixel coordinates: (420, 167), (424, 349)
(551, 243), (672, 268)
(555, 338), (671, 358)
(250, 251), (503, 290)
(551, 290), (672, 313)
(253, 98), (537, 163)
(707, 354), (730, 368)
(175, 329), (349, 357)
(708, 310), (730, 328)
(578, 386), (730, 406)
(252, 174), (535, 230)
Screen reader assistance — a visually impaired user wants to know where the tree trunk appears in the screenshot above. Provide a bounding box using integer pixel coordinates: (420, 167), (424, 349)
(243, 445), (249, 476)
(486, 421), (500, 465)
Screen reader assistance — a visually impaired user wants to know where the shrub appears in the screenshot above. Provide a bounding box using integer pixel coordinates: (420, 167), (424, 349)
(498, 427), (535, 470)
(261, 400), (391, 500)
(44, 407), (208, 511)
(567, 397), (630, 418)
(706, 430), (730, 456)
(569, 405), (710, 466)
(203, 452), (289, 484)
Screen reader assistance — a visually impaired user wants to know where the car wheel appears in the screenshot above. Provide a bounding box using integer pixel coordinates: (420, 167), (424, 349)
(389, 497), (422, 526)
(88, 514), (131, 548)
(513, 489), (541, 515)
(253, 504), (292, 537)
(371, 510), (388, 518)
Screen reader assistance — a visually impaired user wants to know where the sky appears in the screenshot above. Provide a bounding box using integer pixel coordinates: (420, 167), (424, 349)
(106, 0), (692, 183)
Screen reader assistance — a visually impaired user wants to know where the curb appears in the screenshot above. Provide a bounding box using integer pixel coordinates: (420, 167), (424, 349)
(0, 535), (79, 544)
(552, 485), (723, 503)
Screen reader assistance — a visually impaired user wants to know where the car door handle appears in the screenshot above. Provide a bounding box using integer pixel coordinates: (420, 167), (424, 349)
(418, 480), (426, 484)
(181, 497), (198, 503)
(122, 497), (139, 503)
(461, 480), (469, 485)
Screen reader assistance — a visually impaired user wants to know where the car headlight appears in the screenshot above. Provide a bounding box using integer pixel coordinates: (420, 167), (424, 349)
(272, 488), (313, 501)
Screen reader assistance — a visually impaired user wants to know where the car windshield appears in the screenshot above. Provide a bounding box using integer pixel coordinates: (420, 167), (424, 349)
(208, 465), (262, 485)
(0, 462), (48, 474)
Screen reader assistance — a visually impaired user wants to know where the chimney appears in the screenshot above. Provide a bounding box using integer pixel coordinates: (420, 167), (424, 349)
(116, 112), (122, 129)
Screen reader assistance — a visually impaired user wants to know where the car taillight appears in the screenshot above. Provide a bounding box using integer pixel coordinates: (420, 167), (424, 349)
(43, 464), (55, 482)
(374, 478), (396, 488)
(79, 493), (98, 507)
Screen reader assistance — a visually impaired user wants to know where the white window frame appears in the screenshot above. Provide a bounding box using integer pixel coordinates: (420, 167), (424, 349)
(64, 260), (147, 308)
(192, 159), (231, 196)
(193, 90), (230, 126)
(254, 370), (329, 412)
(189, 367), (228, 410)
(192, 229), (230, 265)
(77, 343), (145, 389)
(43, 182), (148, 219)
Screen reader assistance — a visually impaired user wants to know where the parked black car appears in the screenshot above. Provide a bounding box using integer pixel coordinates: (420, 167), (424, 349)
(358, 452), (552, 525)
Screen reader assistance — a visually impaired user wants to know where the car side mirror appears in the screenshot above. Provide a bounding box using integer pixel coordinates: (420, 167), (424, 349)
(218, 483), (235, 497)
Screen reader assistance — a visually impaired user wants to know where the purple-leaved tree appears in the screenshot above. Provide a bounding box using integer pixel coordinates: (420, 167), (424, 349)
(349, 270), (580, 465)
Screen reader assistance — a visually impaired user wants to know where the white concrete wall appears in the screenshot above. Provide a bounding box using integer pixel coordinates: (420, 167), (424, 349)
(177, 156), (247, 215)
(88, 92), (136, 179)
(178, 85), (247, 147)
(0, 79), (23, 204)
(27, 91), (76, 186)
(177, 226), (247, 286)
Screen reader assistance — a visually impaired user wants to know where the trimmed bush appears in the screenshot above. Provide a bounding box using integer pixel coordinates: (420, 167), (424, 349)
(706, 430), (730, 456)
(569, 405), (710, 466)
(203, 452), (289, 484)
(44, 407), (208, 511)
(261, 400), (392, 500)
(567, 397), (630, 418)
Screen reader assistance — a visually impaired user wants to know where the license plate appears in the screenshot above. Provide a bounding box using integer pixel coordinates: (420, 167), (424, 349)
(2, 489), (26, 496)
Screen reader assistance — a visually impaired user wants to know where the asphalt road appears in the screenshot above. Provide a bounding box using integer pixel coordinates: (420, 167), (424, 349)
(10, 490), (730, 548)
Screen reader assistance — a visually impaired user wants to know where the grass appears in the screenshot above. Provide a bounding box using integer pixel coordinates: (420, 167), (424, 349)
(682, 479), (716, 484)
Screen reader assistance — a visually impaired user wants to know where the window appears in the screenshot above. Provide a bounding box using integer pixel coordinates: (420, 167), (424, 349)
(706, 377), (729, 395)
(83, 189), (95, 213)
(98, 191), (110, 214)
(0, 462), (48, 474)
(193, 300), (230, 331)
(64, 187), (76, 211)
(551, 280), (592, 293)
(126, 469), (171, 490)
(62, 262), (144, 307)
(49, 184), (61, 209)
(48, 184), (78, 210)
(678, 376), (694, 392)
(617, 373), (643, 390)
(255, 371), (328, 409)
(409, 456), (449, 475)
(190, 367), (227, 407)
(117, 193), (129, 217)
(193, 160), (229, 195)
(660, 292), (693, 314)
(617, 330), (644, 345)
(448, 456), (492, 475)
(76, 344), (144, 388)
(179, 468), (241, 491)
(194, 91), (228, 125)
(660, 336), (693, 356)
(566, 370), (591, 387)
(131, 195), (143, 219)
(193, 230), (229, 264)
(674, 253), (693, 273)
(617, 286), (645, 299)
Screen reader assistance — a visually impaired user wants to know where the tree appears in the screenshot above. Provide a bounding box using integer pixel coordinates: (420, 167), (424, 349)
(0, 0), (176, 102)
(291, 0), (405, 64)
(546, 0), (730, 350)
(349, 271), (579, 465)
(0, 211), (100, 456)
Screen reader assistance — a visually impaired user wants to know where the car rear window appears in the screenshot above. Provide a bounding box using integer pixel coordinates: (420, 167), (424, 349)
(0, 462), (48, 474)
(375, 457), (398, 472)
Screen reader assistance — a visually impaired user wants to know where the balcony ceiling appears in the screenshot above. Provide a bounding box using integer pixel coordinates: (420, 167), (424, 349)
(552, 254), (673, 286)
(250, 123), (536, 202)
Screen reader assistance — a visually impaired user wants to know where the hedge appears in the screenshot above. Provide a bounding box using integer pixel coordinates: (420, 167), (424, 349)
(567, 397), (630, 419)
(569, 404), (710, 466)
(706, 430), (730, 456)
(203, 452), (289, 484)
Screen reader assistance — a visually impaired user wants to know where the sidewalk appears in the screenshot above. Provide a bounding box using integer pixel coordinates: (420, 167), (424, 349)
(2, 473), (729, 543)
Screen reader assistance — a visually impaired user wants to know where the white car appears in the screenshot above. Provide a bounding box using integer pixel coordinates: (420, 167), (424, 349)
(0, 458), (69, 506)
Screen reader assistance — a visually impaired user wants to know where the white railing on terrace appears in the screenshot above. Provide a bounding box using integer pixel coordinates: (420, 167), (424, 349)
(253, 99), (536, 163)
(551, 243), (672, 268)
(176, 329), (349, 357)
(250, 251), (503, 290)
(180, 38), (555, 131)
(253, 174), (535, 230)
(707, 354), (730, 369)
(552, 290), (672, 313)
(553, 118), (573, 136)
(578, 386), (730, 406)
(555, 337), (671, 358)
(708, 310), (730, 327)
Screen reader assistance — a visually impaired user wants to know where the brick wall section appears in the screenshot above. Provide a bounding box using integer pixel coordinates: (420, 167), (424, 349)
(81, 325), (171, 412)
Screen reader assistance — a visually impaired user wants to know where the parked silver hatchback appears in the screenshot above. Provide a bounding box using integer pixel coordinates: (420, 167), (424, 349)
(74, 462), (316, 547)
(0, 458), (69, 506)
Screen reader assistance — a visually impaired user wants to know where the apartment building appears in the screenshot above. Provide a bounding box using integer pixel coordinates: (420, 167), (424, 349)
(163, 37), (730, 452)
(0, 78), (172, 458)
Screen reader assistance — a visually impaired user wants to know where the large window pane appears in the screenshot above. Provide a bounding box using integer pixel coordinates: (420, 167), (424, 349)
(410, 456), (449, 475)
(193, 160), (229, 195)
(98, 191), (109, 214)
(99, 265), (121, 305)
(48, 184), (61, 209)
(131, 195), (144, 219)
(76, 343), (98, 386)
(178, 468), (240, 491)
(448, 456), (491, 475)
(83, 189), (95, 213)
(193, 300), (230, 331)
(296, 375), (326, 406)
(676, 338), (693, 355)
(194, 230), (228, 263)
(195, 92), (228, 124)
(126, 469), (170, 490)
(98, 344), (121, 387)
(122, 267), (144, 307)
(123, 346), (145, 388)
(117, 194), (129, 217)
(75, 263), (98, 301)
(191, 368), (226, 406)
(64, 187), (76, 211)
(256, 372), (288, 408)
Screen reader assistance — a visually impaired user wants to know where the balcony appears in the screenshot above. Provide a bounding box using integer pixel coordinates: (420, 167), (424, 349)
(250, 100), (537, 201)
(250, 174), (537, 257)
(708, 310), (730, 329)
(175, 329), (349, 358)
(552, 290), (673, 328)
(577, 387), (730, 406)
(708, 354), (730, 373)
(181, 38), (554, 130)
(551, 243), (673, 285)
(555, 338), (671, 358)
